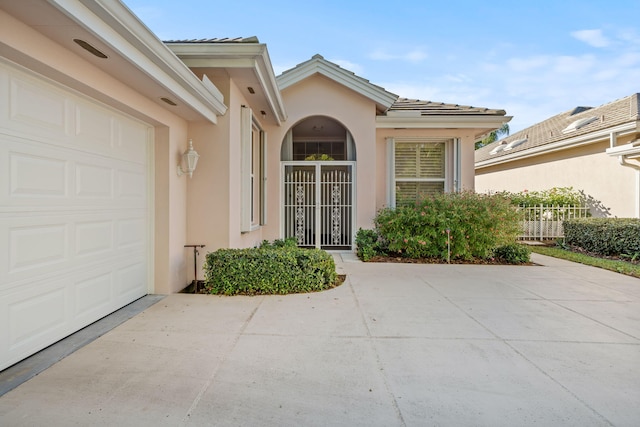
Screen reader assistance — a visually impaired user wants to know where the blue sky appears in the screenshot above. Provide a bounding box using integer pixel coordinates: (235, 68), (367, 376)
(123, 0), (640, 133)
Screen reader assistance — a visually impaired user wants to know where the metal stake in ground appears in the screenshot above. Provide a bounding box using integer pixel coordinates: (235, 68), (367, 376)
(184, 245), (205, 292)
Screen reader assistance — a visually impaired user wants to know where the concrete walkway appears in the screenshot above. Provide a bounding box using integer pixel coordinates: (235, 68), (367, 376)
(0, 253), (639, 426)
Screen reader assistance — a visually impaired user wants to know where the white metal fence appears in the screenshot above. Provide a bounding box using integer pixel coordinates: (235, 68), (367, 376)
(518, 205), (590, 240)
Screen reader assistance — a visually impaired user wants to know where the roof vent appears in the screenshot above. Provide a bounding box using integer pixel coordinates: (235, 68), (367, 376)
(503, 138), (527, 151)
(489, 143), (507, 155)
(562, 116), (598, 134)
(160, 97), (177, 106)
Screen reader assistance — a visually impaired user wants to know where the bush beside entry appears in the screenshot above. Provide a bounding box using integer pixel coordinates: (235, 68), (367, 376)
(356, 191), (528, 263)
(203, 243), (337, 295)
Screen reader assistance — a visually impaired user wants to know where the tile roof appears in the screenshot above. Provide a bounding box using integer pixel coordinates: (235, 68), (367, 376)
(388, 98), (507, 116)
(164, 36), (260, 43)
(475, 93), (640, 163)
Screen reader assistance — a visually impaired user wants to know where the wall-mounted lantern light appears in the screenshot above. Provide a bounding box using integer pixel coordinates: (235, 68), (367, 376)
(177, 139), (199, 178)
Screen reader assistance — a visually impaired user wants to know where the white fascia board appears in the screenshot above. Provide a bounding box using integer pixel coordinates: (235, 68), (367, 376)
(606, 141), (640, 157)
(376, 115), (512, 129)
(253, 59), (287, 125)
(56, 0), (227, 123)
(476, 121), (639, 169)
(168, 43), (287, 124)
(277, 59), (397, 109)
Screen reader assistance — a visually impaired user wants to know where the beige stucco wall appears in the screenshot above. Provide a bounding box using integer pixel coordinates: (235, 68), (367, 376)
(185, 74), (273, 282)
(0, 9), (198, 294)
(475, 140), (640, 218)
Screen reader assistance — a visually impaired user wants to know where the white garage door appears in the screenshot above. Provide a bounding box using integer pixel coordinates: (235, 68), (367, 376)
(0, 59), (151, 371)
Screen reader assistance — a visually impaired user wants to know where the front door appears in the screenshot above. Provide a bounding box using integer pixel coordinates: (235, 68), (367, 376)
(282, 162), (355, 249)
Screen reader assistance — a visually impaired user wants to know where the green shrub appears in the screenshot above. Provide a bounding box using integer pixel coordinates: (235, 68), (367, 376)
(374, 191), (521, 261)
(355, 228), (386, 261)
(492, 244), (531, 264)
(203, 246), (337, 295)
(564, 218), (640, 256)
(259, 237), (297, 249)
(500, 187), (584, 207)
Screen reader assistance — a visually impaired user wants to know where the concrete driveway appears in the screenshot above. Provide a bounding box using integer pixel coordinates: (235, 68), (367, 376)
(1, 253), (639, 426)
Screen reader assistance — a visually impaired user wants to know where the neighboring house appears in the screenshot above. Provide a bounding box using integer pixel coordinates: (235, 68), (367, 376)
(0, 0), (509, 370)
(475, 94), (640, 218)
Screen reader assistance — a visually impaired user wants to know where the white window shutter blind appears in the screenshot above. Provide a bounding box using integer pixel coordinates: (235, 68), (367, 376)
(393, 138), (448, 207)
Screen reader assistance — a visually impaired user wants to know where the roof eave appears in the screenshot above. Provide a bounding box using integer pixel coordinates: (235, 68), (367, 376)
(167, 43), (287, 125)
(69, 0), (227, 122)
(376, 115), (512, 130)
(476, 121), (640, 169)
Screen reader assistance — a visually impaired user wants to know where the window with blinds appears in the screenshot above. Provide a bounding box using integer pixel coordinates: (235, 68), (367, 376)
(394, 141), (445, 206)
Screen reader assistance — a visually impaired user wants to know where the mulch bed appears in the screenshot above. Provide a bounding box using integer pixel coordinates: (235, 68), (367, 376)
(366, 255), (536, 266)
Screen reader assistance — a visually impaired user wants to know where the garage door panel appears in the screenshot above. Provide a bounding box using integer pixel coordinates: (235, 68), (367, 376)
(10, 152), (69, 198)
(116, 168), (146, 200)
(1, 257), (147, 369)
(116, 217), (146, 249)
(116, 261), (147, 302)
(9, 286), (67, 348)
(117, 119), (149, 163)
(1, 279), (70, 356)
(2, 64), (148, 166)
(75, 163), (113, 198)
(74, 104), (114, 152)
(1, 211), (145, 289)
(0, 59), (151, 371)
(9, 74), (70, 136)
(2, 136), (146, 209)
(74, 271), (113, 323)
(75, 220), (113, 257)
(9, 222), (69, 272)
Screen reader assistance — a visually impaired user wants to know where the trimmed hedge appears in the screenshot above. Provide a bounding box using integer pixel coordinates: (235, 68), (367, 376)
(203, 246), (337, 295)
(564, 218), (640, 256)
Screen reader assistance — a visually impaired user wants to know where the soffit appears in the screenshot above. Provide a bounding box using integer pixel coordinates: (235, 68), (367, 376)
(166, 41), (287, 126)
(0, 0), (226, 123)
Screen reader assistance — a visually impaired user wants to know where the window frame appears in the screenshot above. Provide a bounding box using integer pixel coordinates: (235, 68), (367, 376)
(241, 107), (267, 232)
(387, 137), (451, 207)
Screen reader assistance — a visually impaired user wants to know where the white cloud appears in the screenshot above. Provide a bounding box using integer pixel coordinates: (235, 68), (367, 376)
(369, 48), (428, 63)
(329, 59), (364, 74)
(506, 56), (550, 72)
(615, 52), (640, 67)
(552, 54), (595, 73)
(571, 29), (610, 47)
(617, 28), (640, 45)
(444, 73), (472, 83)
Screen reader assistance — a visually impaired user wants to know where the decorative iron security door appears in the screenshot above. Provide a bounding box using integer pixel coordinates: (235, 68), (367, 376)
(283, 162), (355, 249)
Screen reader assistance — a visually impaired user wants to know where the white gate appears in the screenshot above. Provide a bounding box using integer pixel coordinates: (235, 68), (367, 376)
(282, 162), (355, 249)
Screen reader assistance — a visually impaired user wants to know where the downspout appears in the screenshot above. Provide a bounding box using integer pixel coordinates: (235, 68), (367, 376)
(610, 132), (640, 217)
